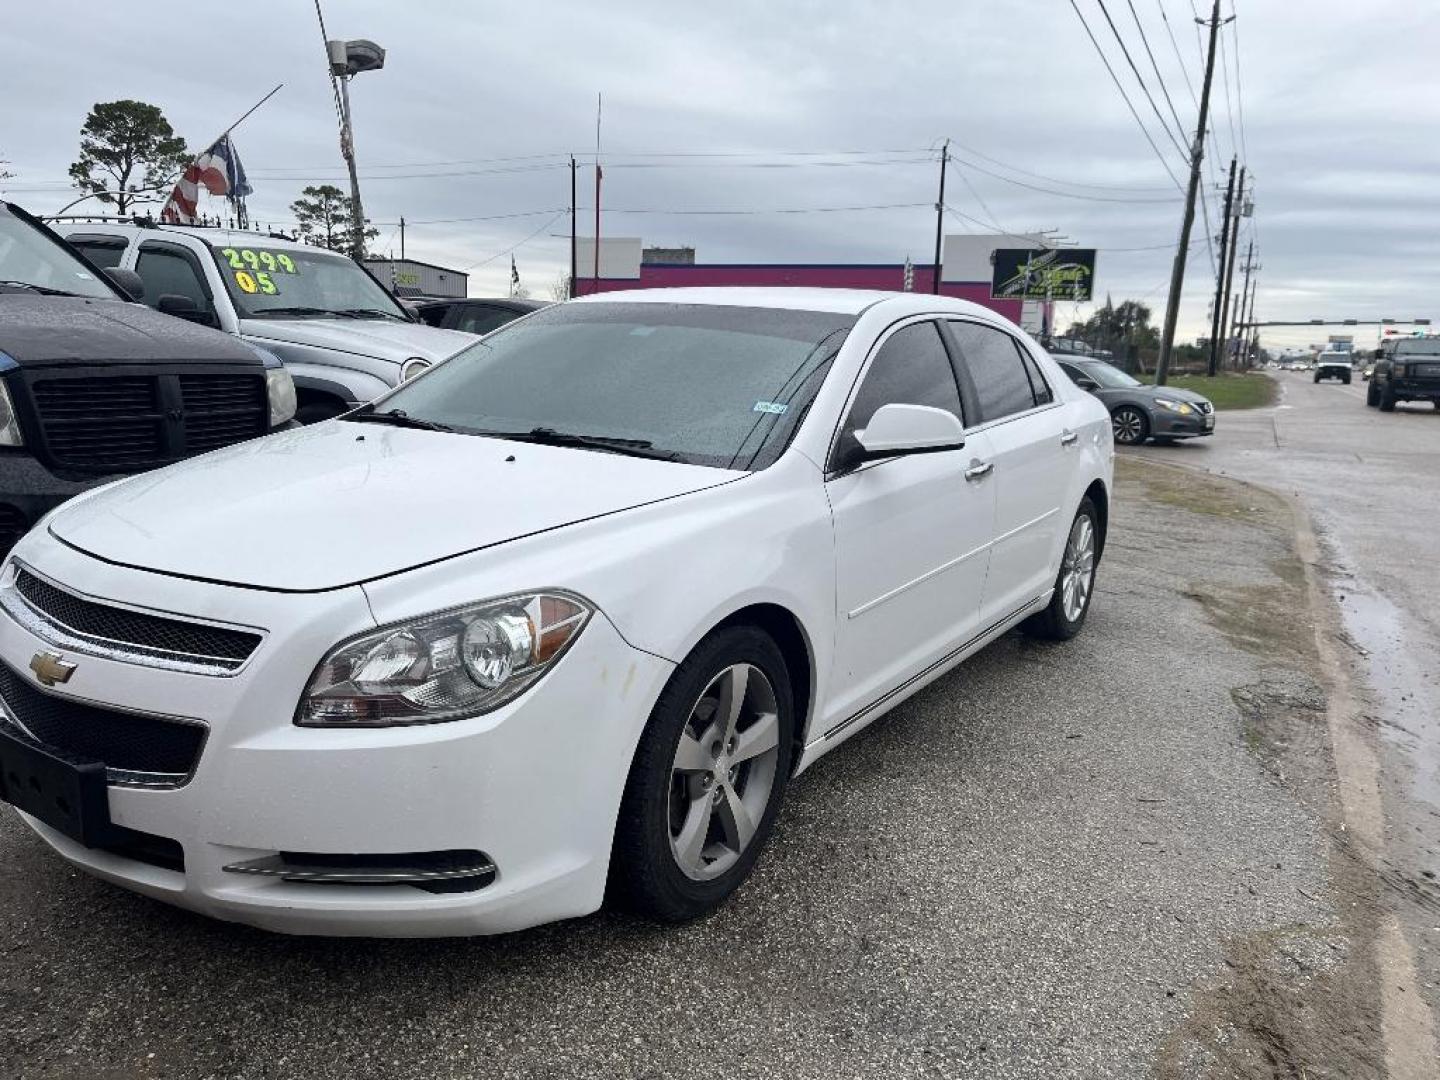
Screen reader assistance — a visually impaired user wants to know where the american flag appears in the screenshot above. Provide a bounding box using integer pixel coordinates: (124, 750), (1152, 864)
(159, 136), (252, 225)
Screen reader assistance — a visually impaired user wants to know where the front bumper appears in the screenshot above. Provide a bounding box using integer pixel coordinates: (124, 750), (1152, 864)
(1149, 406), (1215, 438)
(0, 537), (675, 937)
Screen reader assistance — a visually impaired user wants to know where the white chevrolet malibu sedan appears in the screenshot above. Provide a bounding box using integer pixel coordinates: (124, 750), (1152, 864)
(0, 288), (1111, 936)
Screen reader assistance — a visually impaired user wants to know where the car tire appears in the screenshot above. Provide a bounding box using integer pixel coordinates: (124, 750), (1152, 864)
(1366, 383), (1379, 407)
(1379, 386), (1397, 412)
(1112, 406), (1149, 446)
(1342, 374), (1352, 384)
(611, 625), (795, 923)
(1313, 373), (1321, 383)
(1022, 497), (1100, 642)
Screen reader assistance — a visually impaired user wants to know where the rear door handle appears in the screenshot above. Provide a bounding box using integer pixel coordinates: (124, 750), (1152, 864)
(1060, 429), (1079, 446)
(964, 461), (994, 482)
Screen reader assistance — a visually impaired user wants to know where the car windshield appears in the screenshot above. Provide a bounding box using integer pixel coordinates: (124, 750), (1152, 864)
(364, 302), (856, 471)
(1394, 339), (1440, 355)
(0, 209), (118, 300)
(207, 242), (408, 320)
(1075, 360), (1142, 388)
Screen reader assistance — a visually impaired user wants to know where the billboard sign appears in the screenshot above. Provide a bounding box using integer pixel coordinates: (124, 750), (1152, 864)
(991, 248), (1097, 302)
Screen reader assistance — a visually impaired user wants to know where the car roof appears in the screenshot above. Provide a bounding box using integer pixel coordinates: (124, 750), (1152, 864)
(569, 286), (1010, 320)
(56, 222), (321, 252)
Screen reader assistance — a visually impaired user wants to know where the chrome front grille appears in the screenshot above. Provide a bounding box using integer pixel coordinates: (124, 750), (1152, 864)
(1194, 401), (1215, 415)
(0, 563), (263, 676)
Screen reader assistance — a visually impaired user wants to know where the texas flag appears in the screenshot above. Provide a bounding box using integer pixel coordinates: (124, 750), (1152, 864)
(159, 136), (252, 224)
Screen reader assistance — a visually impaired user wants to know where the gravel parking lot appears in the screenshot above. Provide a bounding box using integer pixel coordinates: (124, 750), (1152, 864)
(0, 459), (1392, 1079)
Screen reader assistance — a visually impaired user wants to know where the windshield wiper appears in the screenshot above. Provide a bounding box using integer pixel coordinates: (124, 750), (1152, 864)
(495, 427), (683, 461)
(253, 305), (333, 318)
(347, 408), (456, 433)
(0, 280), (82, 297)
(334, 307), (406, 321)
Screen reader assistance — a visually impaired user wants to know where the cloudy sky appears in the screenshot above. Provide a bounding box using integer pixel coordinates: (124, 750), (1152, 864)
(3, 0), (1438, 349)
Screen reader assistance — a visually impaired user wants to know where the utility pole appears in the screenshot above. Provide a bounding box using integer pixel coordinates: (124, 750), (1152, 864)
(1208, 158), (1237, 377)
(569, 156), (578, 300)
(1156, 0), (1229, 386)
(932, 139), (948, 294)
(593, 93), (603, 297)
(1233, 239), (1255, 368)
(1216, 166), (1245, 371)
(399, 216), (405, 260)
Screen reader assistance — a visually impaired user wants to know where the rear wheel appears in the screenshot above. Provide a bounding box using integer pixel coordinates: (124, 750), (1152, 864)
(1112, 406), (1149, 446)
(1022, 498), (1100, 641)
(611, 626), (794, 922)
(1366, 382), (1379, 407)
(1342, 373), (1352, 384)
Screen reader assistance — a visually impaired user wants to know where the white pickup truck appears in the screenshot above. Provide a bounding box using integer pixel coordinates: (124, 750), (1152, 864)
(58, 222), (475, 422)
(1313, 350), (1354, 385)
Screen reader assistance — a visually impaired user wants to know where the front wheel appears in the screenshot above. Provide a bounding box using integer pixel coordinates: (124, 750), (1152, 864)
(611, 626), (795, 922)
(1022, 498), (1100, 641)
(1379, 386), (1397, 412)
(1366, 382), (1379, 407)
(1112, 406), (1149, 446)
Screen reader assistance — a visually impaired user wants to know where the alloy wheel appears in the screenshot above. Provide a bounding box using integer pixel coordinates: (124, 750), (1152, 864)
(1060, 514), (1096, 623)
(668, 663), (781, 881)
(1112, 409), (1144, 445)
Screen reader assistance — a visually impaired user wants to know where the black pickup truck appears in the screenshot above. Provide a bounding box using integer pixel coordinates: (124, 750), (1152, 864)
(0, 202), (296, 556)
(1366, 337), (1440, 412)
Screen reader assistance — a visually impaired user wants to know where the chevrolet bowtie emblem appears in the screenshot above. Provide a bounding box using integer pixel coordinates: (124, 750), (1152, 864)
(29, 650), (76, 688)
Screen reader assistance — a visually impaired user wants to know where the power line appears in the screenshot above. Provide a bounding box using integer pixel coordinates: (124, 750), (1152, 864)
(1092, 0), (1190, 161)
(1230, 2), (1250, 162)
(457, 212), (568, 272)
(1123, 0), (1190, 153)
(1067, 0), (1185, 190)
(1217, 22), (1239, 159)
(947, 150), (1180, 202)
(1157, 0), (1199, 108)
(950, 159), (1008, 233)
(586, 201), (933, 217)
(938, 139), (1177, 192)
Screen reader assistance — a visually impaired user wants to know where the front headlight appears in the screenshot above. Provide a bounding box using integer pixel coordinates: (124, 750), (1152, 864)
(1153, 397), (1193, 415)
(265, 366), (297, 426)
(399, 356), (431, 382)
(0, 381), (23, 447)
(297, 591), (593, 727)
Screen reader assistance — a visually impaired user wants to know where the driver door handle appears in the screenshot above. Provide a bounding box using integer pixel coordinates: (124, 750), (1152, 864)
(1060, 429), (1079, 446)
(964, 461), (994, 482)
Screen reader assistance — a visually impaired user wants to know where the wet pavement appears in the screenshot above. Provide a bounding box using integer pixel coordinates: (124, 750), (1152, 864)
(1128, 368), (1440, 1025)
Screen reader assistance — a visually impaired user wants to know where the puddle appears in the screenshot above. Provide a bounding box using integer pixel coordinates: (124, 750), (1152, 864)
(1326, 537), (1440, 819)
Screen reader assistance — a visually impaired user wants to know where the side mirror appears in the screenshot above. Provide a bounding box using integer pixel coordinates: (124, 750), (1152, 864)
(156, 293), (216, 327)
(854, 403), (965, 460)
(102, 266), (145, 301)
(1074, 376), (1101, 393)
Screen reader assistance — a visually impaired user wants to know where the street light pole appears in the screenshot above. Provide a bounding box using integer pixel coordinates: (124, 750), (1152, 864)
(336, 75), (366, 259)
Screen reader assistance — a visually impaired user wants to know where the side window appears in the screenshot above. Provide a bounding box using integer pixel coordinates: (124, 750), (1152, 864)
(455, 305), (518, 336)
(948, 321), (1039, 422)
(1058, 362), (1085, 384)
(834, 321), (963, 467)
(67, 238), (127, 269)
(1016, 343), (1053, 404)
(134, 245), (212, 314)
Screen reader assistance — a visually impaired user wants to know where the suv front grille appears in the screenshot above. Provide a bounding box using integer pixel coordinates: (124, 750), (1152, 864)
(4, 566), (262, 675)
(0, 659), (205, 786)
(28, 369), (267, 473)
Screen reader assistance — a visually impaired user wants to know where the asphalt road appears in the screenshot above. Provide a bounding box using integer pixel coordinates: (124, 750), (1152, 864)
(1129, 368), (1440, 1047)
(0, 456), (1398, 1079)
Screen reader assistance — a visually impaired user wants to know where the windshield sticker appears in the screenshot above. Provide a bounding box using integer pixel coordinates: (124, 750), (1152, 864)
(753, 401), (789, 415)
(221, 248), (299, 275)
(233, 269), (279, 295)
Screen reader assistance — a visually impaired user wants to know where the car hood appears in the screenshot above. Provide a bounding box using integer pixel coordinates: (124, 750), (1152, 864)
(1140, 385), (1211, 405)
(241, 317), (474, 365)
(47, 422), (741, 591)
(0, 295), (258, 366)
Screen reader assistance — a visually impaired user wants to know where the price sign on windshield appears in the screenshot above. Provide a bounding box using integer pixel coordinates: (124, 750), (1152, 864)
(221, 247), (299, 296)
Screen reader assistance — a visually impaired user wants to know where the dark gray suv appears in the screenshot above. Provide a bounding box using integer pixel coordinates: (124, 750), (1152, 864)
(1055, 357), (1215, 445)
